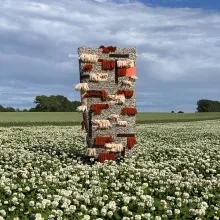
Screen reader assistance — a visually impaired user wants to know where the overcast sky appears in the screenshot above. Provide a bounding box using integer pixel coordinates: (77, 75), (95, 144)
(1, 0), (220, 112)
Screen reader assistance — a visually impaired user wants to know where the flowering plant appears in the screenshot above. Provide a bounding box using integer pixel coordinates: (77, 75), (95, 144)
(0, 120), (219, 219)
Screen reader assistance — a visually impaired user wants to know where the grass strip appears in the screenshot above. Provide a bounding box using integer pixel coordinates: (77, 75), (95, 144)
(0, 117), (220, 127)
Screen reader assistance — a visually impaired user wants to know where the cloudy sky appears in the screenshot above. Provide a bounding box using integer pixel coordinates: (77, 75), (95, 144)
(1, 0), (220, 112)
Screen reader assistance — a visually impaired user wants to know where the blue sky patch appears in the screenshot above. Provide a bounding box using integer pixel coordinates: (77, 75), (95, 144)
(143, 0), (220, 11)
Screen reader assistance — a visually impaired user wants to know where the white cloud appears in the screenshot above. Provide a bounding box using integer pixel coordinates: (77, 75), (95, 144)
(0, 0), (220, 111)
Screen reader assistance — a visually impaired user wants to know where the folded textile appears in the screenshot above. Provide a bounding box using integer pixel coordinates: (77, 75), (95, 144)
(99, 46), (117, 53)
(95, 136), (114, 145)
(83, 64), (93, 71)
(81, 121), (85, 130)
(117, 67), (136, 77)
(83, 90), (107, 101)
(121, 107), (137, 115)
(127, 136), (136, 149)
(117, 90), (134, 98)
(103, 60), (115, 70)
(90, 104), (109, 114)
(98, 152), (115, 163)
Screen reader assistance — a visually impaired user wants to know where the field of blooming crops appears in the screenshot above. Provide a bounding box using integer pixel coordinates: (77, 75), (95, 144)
(0, 120), (219, 220)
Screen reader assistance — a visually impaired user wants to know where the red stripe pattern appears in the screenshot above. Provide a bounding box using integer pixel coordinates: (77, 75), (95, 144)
(90, 104), (109, 114)
(127, 137), (136, 149)
(95, 136), (114, 145)
(117, 90), (134, 98)
(84, 90), (107, 101)
(98, 152), (115, 163)
(121, 107), (138, 115)
(81, 121), (85, 130)
(83, 64), (93, 72)
(102, 60), (115, 70)
(99, 46), (117, 53)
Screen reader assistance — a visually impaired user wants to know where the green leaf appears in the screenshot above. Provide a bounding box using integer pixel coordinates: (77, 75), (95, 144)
(113, 212), (121, 220)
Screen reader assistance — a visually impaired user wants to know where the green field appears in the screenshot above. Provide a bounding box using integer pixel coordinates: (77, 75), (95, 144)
(0, 112), (220, 126)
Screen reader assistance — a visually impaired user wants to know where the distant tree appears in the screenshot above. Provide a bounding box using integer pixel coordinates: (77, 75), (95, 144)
(171, 111), (175, 113)
(197, 99), (220, 112)
(211, 100), (220, 112)
(0, 105), (16, 112)
(5, 107), (16, 112)
(0, 95), (81, 112)
(33, 95), (81, 112)
(197, 99), (211, 112)
(29, 108), (36, 112)
(178, 111), (184, 113)
(0, 105), (5, 112)
(70, 100), (81, 112)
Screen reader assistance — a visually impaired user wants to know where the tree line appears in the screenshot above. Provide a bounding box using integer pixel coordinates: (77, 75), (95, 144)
(0, 97), (220, 112)
(197, 99), (220, 112)
(0, 95), (81, 112)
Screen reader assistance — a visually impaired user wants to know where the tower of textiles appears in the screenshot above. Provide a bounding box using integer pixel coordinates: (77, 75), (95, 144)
(75, 46), (138, 163)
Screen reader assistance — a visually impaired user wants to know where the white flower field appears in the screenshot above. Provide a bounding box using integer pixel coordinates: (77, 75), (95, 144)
(0, 120), (219, 219)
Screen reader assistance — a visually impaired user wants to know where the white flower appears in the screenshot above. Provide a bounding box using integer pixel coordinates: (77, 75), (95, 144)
(135, 215), (141, 220)
(29, 201), (35, 207)
(51, 201), (59, 208)
(103, 195), (108, 201)
(91, 208), (98, 216)
(24, 186), (30, 191)
(107, 211), (113, 218)
(0, 210), (6, 217)
(183, 192), (190, 199)
(189, 209), (198, 216)
(174, 209), (180, 215)
(82, 215), (90, 220)
(56, 210), (63, 217)
(200, 202), (208, 209)
(80, 205), (87, 211)
(142, 213), (151, 220)
(35, 213), (44, 220)
(107, 201), (116, 212)
(8, 206), (16, 212)
(48, 215), (55, 220)
(121, 206), (128, 213)
(198, 209), (206, 216)
(101, 208), (107, 216)
(123, 196), (131, 204)
(166, 210), (172, 216)
(160, 200), (167, 208)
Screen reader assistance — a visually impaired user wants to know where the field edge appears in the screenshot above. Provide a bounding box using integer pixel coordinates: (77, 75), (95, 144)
(0, 117), (220, 127)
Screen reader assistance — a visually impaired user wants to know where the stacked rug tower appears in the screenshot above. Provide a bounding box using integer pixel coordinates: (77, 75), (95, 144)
(75, 46), (138, 163)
